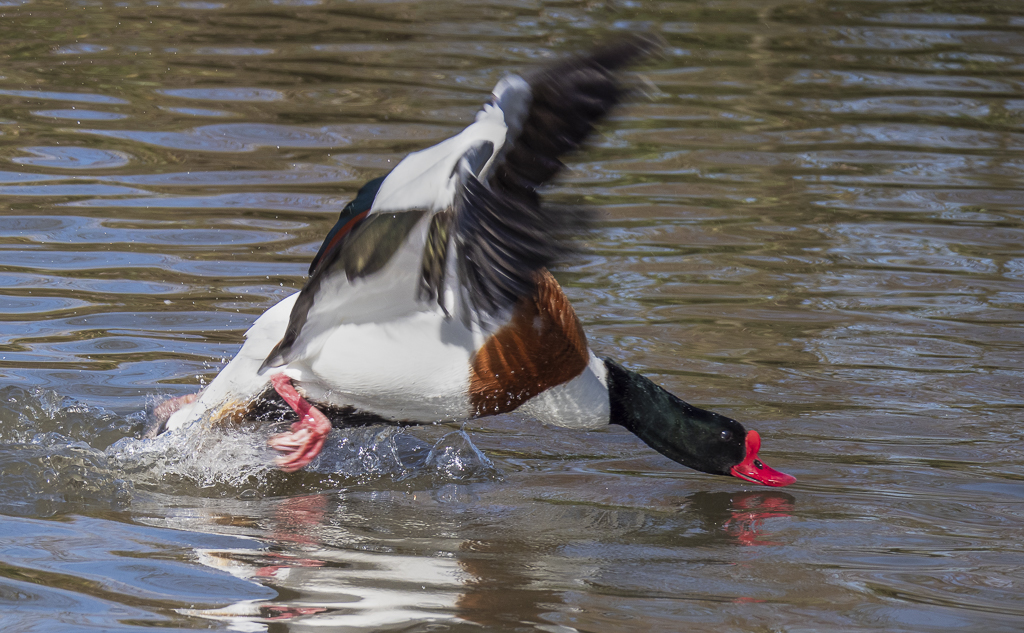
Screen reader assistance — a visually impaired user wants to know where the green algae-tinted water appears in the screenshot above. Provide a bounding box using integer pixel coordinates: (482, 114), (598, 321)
(1, 0), (1023, 630)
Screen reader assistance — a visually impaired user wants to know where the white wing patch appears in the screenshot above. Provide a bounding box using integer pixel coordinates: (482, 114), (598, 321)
(371, 98), (515, 214)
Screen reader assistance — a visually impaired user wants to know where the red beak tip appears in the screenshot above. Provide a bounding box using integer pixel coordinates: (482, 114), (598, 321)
(730, 429), (795, 487)
(730, 465), (796, 487)
(766, 472), (797, 487)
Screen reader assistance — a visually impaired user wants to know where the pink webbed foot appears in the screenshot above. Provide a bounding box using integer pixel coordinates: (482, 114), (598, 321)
(266, 373), (332, 472)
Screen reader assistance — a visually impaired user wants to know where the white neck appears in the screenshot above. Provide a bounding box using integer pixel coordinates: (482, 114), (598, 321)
(516, 352), (610, 430)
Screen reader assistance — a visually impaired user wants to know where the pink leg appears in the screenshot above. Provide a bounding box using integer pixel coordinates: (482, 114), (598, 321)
(266, 374), (332, 473)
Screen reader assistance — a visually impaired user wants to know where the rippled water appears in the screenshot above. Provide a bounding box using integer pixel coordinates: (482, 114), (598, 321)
(2, 0), (1023, 630)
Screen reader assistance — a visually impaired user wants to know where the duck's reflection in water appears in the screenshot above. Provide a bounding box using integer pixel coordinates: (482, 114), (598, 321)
(687, 490), (797, 547)
(183, 493), (464, 629)
(182, 489), (795, 630)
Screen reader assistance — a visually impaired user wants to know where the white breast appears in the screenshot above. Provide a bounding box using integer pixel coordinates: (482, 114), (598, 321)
(290, 308), (480, 422)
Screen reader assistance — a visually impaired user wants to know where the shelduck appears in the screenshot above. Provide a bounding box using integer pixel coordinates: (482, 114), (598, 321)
(155, 36), (795, 487)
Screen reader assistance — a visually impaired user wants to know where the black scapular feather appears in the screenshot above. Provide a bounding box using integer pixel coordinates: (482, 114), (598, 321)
(262, 176), (387, 371)
(261, 210), (424, 372)
(308, 175), (387, 276)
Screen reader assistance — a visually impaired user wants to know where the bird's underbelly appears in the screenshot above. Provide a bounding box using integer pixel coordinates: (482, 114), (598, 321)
(290, 310), (479, 422)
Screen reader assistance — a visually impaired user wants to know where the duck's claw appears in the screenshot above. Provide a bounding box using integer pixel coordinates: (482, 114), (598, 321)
(267, 373), (332, 472)
(269, 425), (329, 472)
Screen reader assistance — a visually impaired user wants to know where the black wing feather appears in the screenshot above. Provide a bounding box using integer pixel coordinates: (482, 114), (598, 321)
(453, 35), (661, 323)
(263, 36), (659, 369)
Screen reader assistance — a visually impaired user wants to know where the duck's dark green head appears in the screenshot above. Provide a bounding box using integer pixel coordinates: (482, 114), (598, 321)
(604, 358), (795, 487)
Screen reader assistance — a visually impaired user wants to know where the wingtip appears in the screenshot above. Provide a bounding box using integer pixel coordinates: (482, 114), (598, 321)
(587, 33), (665, 71)
(523, 33), (663, 87)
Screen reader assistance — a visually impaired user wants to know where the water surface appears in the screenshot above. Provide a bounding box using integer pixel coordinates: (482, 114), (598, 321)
(1, 0), (1023, 631)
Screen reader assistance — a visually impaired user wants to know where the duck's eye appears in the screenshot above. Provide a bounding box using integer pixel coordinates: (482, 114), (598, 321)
(720, 430), (733, 442)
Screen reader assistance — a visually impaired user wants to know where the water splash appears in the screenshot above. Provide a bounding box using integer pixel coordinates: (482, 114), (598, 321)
(306, 425), (500, 485)
(107, 420), (273, 494)
(0, 386), (501, 514)
(423, 426), (500, 483)
(0, 386), (135, 516)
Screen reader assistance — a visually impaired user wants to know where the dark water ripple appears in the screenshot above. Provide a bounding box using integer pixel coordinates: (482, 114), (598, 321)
(1, 0), (1023, 631)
